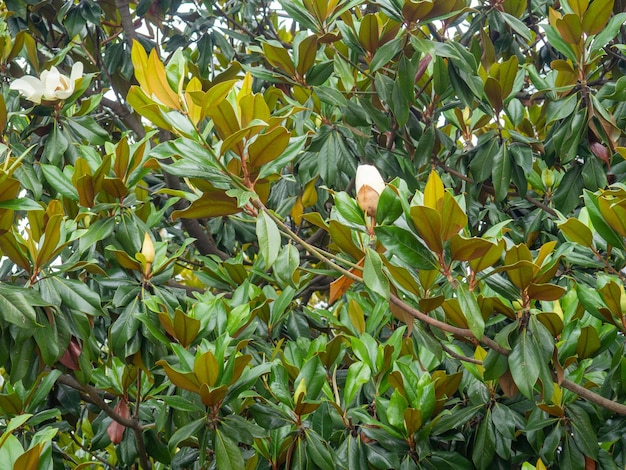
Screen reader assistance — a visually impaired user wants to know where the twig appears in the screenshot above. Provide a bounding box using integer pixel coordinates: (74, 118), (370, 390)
(57, 375), (153, 469)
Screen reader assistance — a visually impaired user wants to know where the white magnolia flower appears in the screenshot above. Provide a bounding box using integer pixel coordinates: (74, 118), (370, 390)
(355, 164), (385, 218)
(10, 62), (83, 104)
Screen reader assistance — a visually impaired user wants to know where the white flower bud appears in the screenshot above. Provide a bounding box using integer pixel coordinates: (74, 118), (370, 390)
(355, 164), (385, 218)
(355, 164), (385, 196)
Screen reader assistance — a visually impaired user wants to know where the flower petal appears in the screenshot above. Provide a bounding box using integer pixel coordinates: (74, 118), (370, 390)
(10, 76), (44, 104)
(69, 62), (84, 82)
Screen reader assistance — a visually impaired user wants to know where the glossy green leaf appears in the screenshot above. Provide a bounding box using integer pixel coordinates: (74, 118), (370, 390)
(364, 248), (390, 299)
(257, 210), (281, 269)
(457, 284), (485, 340)
(375, 225), (437, 269)
(343, 361), (371, 406)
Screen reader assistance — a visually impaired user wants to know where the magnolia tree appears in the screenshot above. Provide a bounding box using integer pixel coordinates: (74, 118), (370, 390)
(0, 0), (626, 468)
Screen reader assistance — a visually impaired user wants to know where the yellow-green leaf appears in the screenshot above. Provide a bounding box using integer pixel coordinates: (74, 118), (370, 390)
(173, 309), (201, 348)
(410, 205), (443, 254)
(359, 14), (381, 54)
(240, 94), (270, 128)
(146, 49), (181, 110)
(582, 0), (613, 35)
(537, 312), (563, 336)
(557, 218), (593, 247)
(441, 298), (468, 328)
(131, 40), (149, 94)
(348, 299), (365, 334)
(598, 196), (626, 238)
(329, 220), (365, 261)
(297, 35), (318, 76)
(424, 170), (444, 210)
(202, 79), (238, 118)
(248, 127), (290, 168)
(555, 14), (582, 45)
(171, 189), (239, 220)
(450, 235), (495, 261)
(262, 42), (295, 76)
(440, 192), (467, 241)
(194, 351), (220, 387)
(527, 283), (566, 301)
(402, 0), (434, 24)
(156, 360), (201, 393)
(502, 259), (538, 290)
(127, 86), (172, 130)
(576, 326), (600, 359)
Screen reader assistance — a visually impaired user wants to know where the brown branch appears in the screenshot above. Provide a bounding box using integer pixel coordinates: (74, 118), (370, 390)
(100, 97), (146, 139)
(440, 343), (483, 364)
(115, 0), (137, 48)
(560, 378), (626, 416)
(57, 375), (153, 469)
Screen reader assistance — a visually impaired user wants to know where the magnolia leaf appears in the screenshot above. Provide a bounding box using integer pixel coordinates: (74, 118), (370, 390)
(257, 210), (281, 269)
(558, 218), (593, 247)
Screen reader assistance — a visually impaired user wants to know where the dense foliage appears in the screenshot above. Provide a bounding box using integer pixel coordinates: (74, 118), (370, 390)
(0, 0), (626, 468)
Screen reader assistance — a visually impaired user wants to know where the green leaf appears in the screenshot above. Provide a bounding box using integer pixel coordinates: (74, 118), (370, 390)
(584, 190), (625, 249)
(364, 248), (390, 299)
(40, 165), (79, 200)
(500, 11), (532, 41)
(332, 191), (366, 229)
(375, 226), (437, 269)
(589, 12), (626, 53)
(567, 405), (599, 459)
(508, 328), (541, 398)
(0, 288), (39, 328)
(43, 125), (68, 166)
(343, 362), (371, 406)
(542, 25), (577, 62)
(0, 198), (44, 211)
(370, 37), (404, 73)
(63, 116), (109, 145)
(305, 430), (336, 470)
(214, 429), (244, 470)
(47, 277), (103, 316)
(274, 243), (300, 287)
(492, 145), (511, 202)
(457, 284), (485, 340)
(256, 210), (281, 269)
(552, 166), (584, 215)
(168, 417), (205, 455)
(472, 411), (496, 470)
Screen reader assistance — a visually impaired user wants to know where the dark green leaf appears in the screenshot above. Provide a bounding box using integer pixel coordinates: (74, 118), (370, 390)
(375, 226), (437, 270)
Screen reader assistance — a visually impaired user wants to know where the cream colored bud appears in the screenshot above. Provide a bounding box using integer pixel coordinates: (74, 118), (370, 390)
(355, 165), (385, 218)
(355, 165), (385, 196)
(141, 232), (155, 264)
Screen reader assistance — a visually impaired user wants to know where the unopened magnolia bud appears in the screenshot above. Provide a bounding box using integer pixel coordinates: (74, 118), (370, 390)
(141, 232), (155, 264)
(355, 165), (385, 217)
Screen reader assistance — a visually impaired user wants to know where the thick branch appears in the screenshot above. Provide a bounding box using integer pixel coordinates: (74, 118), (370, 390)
(560, 378), (626, 415)
(115, 0), (137, 47)
(100, 97), (146, 139)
